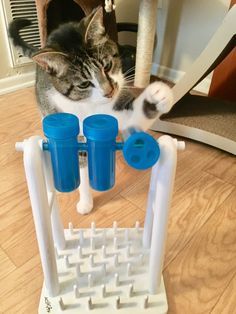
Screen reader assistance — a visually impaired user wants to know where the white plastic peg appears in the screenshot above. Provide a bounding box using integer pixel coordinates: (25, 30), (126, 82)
(64, 255), (70, 268)
(91, 221), (96, 235)
(114, 237), (118, 249)
(76, 264), (81, 277)
(125, 229), (129, 242)
(88, 273), (93, 287)
(89, 254), (95, 267)
(115, 296), (120, 309)
(59, 297), (65, 310)
(87, 297), (93, 310)
(113, 221), (118, 234)
(15, 141), (25, 152)
(54, 246), (59, 259)
(90, 237), (95, 250)
(139, 253), (144, 266)
(69, 222), (74, 235)
(101, 284), (106, 298)
(114, 254), (119, 267)
(102, 245), (106, 258)
(77, 245), (82, 259)
(101, 263), (106, 275)
(73, 284), (79, 298)
(79, 230), (84, 245)
(143, 296), (149, 309)
(135, 221), (140, 232)
(128, 284), (134, 297)
(114, 273), (119, 286)
(102, 229), (106, 244)
(127, 263), (131, 276)
(173, 138), (185, 150)
(126, 244), (130, 258)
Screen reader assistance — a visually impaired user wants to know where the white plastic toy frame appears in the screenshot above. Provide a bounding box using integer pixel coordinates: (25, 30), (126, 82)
(16, 135), (185, 313)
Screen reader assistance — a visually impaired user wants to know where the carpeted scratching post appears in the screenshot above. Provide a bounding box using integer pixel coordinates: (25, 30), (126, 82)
(134, 0), (158, 88)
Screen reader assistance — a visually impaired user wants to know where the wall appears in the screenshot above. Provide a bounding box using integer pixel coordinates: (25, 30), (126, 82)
(152, 0), (231, 92)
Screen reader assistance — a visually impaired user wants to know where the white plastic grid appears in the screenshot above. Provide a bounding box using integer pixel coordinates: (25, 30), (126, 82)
(39, 224), (168, 313)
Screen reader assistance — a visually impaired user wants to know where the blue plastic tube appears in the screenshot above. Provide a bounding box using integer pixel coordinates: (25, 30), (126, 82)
(43, 113), (80, 192)
(83, 114), (118, 191)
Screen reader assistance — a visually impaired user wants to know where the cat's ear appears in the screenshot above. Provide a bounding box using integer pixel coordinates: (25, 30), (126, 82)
(32, 49), (69, 77)
(84, 7), (106, 45)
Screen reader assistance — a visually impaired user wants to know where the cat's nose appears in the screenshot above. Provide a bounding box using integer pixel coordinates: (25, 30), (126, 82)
(104, 87), (115, 98)
(103, 83), (118, 98)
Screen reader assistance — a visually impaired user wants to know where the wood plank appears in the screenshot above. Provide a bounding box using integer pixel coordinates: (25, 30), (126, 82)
(61, 193), (145, 229)
(0, 213), (38, 267)
(0, 247), (16, 280)
(0, 184), (30, 233)
(165, 172), (234, 267)
(0, 254), (42, 314)
(211, 273), (236, 314)
(120, 139), (220, 212)
(204, 152), (236, 187)
(164, 188), (236, 313)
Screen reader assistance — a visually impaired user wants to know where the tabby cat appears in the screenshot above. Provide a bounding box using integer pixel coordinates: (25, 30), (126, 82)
(9, 7), (173, 214)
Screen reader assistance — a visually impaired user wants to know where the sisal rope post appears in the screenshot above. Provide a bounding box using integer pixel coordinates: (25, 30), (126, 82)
(134, 0), (158, 88)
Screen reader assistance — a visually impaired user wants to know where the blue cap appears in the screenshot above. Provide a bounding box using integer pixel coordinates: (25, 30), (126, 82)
(123, 132), (160, 170)
(83, 114), (118, 141)
(43, 113), (80, 139)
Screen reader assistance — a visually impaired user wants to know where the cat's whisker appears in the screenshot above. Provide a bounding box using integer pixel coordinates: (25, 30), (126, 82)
(120, 86), (137, 90)
(124, 75), (135, 80)
(123, 66), (136, 76)
(124, 77), (135, 81)
(125, 68), (136, 76)
(122, 83), (135, 87)
(124, 76), (135, 82)
(124, 79), (135, 84)
(123, 82), (135, 87)
(124, 73), (135, 78)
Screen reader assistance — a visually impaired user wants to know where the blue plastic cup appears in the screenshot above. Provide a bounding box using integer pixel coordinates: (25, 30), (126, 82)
(43, 113), (80, 192)
(83, 114), (118, 191)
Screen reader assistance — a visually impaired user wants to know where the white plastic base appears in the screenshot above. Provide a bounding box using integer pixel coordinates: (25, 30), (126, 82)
(39, 227), (168, 313)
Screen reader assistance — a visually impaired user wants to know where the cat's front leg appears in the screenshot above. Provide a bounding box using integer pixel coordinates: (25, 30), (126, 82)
(77, 156), (93, 215)
(144, 81), (173, 118)
(125, 81), (174, 131)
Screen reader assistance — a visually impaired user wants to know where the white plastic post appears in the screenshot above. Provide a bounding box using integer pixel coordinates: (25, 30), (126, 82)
(142, 160), (160, 249)
(145, 136), (182, 294)
(23, 136), (59, 296)
(43, 151), (66, 250)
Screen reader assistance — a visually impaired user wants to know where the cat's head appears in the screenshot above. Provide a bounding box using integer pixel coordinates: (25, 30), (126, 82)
(33, 7), (124, 103)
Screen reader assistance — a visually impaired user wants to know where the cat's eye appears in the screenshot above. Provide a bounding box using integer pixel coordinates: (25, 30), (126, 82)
(78, 81), (91, 89)
(104, 61), (112, 72)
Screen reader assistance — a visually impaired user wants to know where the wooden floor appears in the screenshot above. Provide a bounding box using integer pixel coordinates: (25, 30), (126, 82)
(0, 87), (236, 314)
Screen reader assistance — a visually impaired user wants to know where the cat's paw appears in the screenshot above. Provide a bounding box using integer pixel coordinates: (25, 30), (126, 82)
(76, 200), (93, 215)
(144, 82), (174, 118)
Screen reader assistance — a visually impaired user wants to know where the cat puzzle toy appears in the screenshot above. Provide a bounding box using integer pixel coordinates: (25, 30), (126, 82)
(16, 113), (185, 313)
